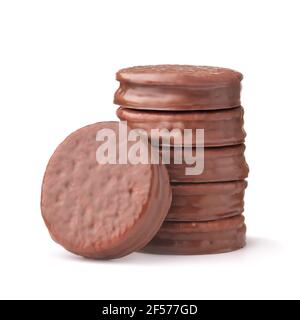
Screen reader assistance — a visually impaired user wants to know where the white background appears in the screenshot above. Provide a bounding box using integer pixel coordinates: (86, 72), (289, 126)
(0, 0), (299, 300)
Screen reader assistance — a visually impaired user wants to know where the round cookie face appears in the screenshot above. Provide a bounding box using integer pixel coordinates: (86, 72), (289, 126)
(165, 144), (249, 183)
(167, 181), (247, 222)
(140, 215), (246, 255)
(114, 65), (243, 110)
(116, 65), (243, 87)
(117, 107), (246, 147)
(41, 122), (172, 259)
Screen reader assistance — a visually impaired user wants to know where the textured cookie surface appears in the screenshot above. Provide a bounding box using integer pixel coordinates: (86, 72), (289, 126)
(140, 215), (246, 255)
(114, 65), (243, 110)
(41, 122), (171, 259)
(116, 65), (243, 86)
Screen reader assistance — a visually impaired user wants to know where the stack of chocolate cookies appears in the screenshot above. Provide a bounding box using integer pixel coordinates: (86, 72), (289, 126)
(115, 65), (249, 255)
(40, 65), (249, 259)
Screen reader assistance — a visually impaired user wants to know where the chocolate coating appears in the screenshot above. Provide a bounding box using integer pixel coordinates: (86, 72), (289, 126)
(164, 144), (249, 183)
(140, 215), (246, 255)
(167, 181), (247, 222)
(117, 107), (246, 147)
(114, 65), (243, 110)
(41, 122), (172, 259)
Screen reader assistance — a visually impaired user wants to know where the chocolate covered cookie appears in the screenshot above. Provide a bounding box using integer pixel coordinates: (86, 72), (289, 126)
(41, 122), (171, 259)
(167, 181), (247, 222)
(164, 144), (249, 183)
(140, 215), (246, 255)
(117, 107), (246, 147)
(114, 65), (243, 111)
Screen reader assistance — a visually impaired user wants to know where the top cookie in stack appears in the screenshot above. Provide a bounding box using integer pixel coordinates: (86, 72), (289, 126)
(114, 65), (243, 111)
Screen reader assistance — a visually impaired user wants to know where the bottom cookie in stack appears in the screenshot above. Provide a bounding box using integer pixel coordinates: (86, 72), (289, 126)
(140, 215), (246, 255)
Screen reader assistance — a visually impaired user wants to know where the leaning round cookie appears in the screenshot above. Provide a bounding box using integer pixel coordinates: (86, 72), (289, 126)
(114, 65), (243, 111)
(41, 122), (172, 259)
(140, 216), (246, 255)
(167, 181), (247, 222)
(117, 107), (246, 147)
(163, 144), (249, 183)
